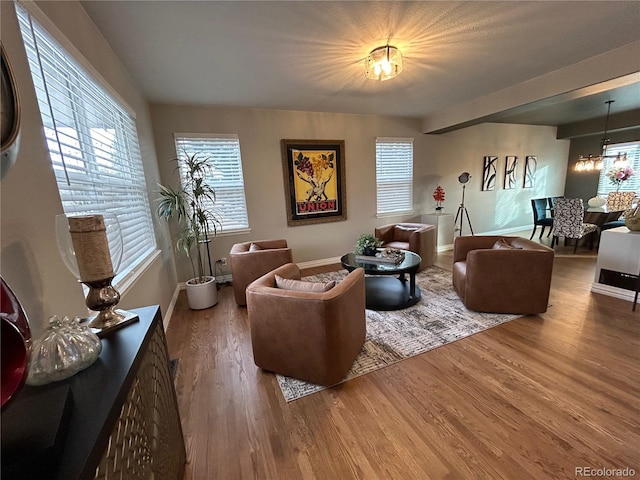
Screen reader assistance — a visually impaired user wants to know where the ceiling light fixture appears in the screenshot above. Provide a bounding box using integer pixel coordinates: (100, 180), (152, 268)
(365, 45), (402, 81)
(574, 100), (627, 172)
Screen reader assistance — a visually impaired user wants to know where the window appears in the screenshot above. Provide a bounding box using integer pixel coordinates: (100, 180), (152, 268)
(174, 135), (249, 233)
(376, 138), (414, 215)
(596, 142), (640, 196)
(16, 3), (156, 287)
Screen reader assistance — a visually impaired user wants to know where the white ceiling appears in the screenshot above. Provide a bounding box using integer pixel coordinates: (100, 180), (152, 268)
(80, 1), (640, 130)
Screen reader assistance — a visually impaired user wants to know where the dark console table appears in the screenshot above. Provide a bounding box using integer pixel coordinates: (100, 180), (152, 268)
(1, 305), (186, 480)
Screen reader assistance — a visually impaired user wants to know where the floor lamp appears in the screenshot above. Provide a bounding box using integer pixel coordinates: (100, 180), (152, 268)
(454, 172), (474, 236)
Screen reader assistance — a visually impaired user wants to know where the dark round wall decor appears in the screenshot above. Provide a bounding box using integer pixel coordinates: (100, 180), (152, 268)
(1, 43), (21, 179)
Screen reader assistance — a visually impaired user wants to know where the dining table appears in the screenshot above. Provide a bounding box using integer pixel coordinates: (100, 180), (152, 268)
(584, 205), (626, 228)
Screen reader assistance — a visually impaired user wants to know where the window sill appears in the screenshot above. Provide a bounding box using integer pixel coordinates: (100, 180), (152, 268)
(211, 228), (252, 238)
(114, 249), (161, 296)
(376, 210), (415, 219)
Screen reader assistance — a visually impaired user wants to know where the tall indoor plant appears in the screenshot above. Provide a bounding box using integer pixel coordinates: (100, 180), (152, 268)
(157, 152), (221, 309)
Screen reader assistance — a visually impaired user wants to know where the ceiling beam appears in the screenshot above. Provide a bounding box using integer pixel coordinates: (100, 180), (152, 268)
(557, 109), (640, 139)
(422, 41), (640, 134)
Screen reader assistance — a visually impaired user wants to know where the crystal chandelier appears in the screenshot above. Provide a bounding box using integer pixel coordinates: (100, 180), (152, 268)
(574, 100), (628, 172)
(365, 45), (402, 81)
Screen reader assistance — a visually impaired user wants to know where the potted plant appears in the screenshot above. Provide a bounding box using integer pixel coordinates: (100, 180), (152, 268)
(355, 233), (382, 256)
(157, 152), (221, 309)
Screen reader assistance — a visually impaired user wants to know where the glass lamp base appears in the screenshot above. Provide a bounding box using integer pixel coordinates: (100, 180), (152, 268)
(85, 308), (139, 337)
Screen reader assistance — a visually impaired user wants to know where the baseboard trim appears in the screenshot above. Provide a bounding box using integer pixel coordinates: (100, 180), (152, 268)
(591, 283), (636, 302)
(163, 284), (182, 331)
(297, 257), (342, 269)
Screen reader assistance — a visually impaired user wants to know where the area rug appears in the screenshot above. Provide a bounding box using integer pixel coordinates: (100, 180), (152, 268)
(276, 266), (521, 402)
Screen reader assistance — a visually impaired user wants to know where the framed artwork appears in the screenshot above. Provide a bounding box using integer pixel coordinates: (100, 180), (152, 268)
(281, 139), (347, 226)
(504, 156), (518, 190)
(482, 156), (497, 191)
(523, 155), (537, 188)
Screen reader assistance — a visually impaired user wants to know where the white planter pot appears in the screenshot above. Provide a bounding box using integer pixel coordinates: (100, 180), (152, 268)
(185, 276), (217, 310)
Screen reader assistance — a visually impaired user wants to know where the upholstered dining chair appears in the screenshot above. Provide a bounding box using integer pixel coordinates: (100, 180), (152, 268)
(530, 198), (554, 240)
(551, 198), (598, 253)
(606, 191), (636, 211)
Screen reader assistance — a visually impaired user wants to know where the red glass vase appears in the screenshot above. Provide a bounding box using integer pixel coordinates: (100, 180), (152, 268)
(1, 277), (31, 409)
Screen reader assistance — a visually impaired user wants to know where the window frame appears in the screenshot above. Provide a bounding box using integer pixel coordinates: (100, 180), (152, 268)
(16, 1), (158, 292)
(596, 141), (640, 197)
(375, 137), (415, 216)
(174, 134), (250, 236)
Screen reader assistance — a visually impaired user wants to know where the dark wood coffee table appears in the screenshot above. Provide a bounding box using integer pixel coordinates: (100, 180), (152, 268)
(341, 251), (421, 311)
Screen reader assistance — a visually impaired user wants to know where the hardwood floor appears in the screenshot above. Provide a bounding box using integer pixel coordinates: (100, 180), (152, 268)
(166, 237), (639, 480)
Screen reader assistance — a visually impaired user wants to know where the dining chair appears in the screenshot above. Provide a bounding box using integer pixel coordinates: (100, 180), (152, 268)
(551, 198), (598, 253)
(633, 263), (639, 312)
(606, 191), (636, 211)
(529, 198), (554, 240)
(547, 196), (564, 212)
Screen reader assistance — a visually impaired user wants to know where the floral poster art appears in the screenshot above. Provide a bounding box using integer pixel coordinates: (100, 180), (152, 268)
(281, 140), (346, 226)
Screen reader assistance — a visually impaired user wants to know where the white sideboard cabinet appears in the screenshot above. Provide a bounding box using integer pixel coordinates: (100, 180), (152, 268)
(591, 226), (640, 302)
(421, 213), (455, 252)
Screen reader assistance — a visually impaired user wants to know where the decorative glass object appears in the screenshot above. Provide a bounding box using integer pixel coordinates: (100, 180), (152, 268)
(55, 213), (138, 335)
(27, 316), (102, 386)
(587, 196), (606, 208)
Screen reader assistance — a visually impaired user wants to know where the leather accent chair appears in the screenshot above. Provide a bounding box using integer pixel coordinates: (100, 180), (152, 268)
(374, 223), (436, 271)
(229, 239), (293, 306)
(246, 263), (366, 386)
(452, 236), (554, 314)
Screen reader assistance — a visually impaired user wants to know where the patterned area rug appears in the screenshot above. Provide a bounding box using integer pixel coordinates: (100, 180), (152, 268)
(277, 266), (520, 402)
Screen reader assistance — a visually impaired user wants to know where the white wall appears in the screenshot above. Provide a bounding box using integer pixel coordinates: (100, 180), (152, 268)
(427, 123), (569, 234)
(150, 105), (570, 281)
(0, 1), (176, 336)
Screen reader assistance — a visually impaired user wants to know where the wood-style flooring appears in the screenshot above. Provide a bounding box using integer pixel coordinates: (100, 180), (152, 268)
(166, 236), (639, 480)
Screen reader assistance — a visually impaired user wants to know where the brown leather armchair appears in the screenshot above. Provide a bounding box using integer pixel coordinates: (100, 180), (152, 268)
(452, 235), (554, 314)
(374, 223), (436, 271)
(229, 239), (293, 306)
(246, 263), (365, 386)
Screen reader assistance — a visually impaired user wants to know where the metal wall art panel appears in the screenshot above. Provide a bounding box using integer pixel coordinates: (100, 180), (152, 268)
(482, 156), (497, 191)
(523, 155), (537, 188)
(504, 156), (518, 190)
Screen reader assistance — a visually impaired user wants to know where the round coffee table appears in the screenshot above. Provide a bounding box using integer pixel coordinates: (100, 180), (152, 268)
(341, 251), (421, 311)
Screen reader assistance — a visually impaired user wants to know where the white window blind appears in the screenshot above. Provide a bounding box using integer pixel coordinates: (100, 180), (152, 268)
(174, 135), (249, 233)
(16, 4), (156, 285)
(596, 142), (640, 196)
(376, 138), (414, 215)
